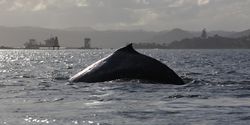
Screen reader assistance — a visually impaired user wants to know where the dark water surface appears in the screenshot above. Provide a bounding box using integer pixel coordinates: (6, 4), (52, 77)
(0, 49), (250, 125)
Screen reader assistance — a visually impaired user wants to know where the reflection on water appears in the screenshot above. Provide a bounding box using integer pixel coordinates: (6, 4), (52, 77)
(0, 49), (250, 125)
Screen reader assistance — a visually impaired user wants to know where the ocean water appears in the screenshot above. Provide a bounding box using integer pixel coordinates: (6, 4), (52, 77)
(0, 49), (250, 125)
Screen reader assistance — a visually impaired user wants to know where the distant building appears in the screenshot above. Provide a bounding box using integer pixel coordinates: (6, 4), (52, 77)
(24, 39), (39, 49)
(44, 36), (60, 50)
(84, 38), (91, 49)
(24, 36), (60, 49)
(201, 28), (207, 39)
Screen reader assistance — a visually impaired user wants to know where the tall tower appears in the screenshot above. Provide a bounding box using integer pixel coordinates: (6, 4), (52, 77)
(84, 38), (91, 49)
(201, 28), (207, 39)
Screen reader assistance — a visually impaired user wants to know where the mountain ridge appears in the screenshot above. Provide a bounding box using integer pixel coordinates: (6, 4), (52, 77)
(0, 26), (249, 48)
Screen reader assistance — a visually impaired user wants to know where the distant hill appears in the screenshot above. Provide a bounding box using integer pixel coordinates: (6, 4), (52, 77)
(167, 35), (250, 49)
(0, 26), (155, 48)
(207, 31), (236, 37)
(63, 26), (96, 32)
(0, 26), (249, 48)
(230, 29), (250, 38)
(145, 28), (245, 44)
(148, 28), (195, 44)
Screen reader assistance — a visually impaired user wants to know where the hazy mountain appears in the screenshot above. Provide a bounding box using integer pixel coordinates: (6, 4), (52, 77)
(0, 26), (58, 48)
(63, 26), (96, 32)
(204, 29), (250, 38)
(167, 35), (250, 49)
(189, 30), (236, 38)
(230, 29), (250, 38)
(208, 31), (236, 37)
(148, 28), (195, 44)
(0, 26), (155, 48)
(0, 26), (249, 48)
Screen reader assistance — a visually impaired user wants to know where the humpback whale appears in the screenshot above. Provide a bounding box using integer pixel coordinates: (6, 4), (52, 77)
(70, 44), (184, 85)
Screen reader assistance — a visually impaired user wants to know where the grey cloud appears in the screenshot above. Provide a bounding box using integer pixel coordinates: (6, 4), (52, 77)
(0, 0), (249, 31)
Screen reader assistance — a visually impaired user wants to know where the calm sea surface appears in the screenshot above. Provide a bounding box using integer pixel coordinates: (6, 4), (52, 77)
(0, 49), (250, 125)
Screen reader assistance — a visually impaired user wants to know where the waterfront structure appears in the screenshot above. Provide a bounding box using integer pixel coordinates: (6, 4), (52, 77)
(24, 36), (60, 49)
(24, 39), (39, 49)
(84, 38), (91, 49)
(44, 36), (60, 50)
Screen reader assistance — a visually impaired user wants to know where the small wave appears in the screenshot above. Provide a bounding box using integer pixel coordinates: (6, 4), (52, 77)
(226, 70), (237, 74)
(106, 78), (191, 85)
(108, 79), (154, 84)
(162, 94), (206, 100)
(52, 73), (70, 80)
(185, 78), (250, 87)
(38, 82), (51, 88)
(234, 94), (250, 98)
(216, 80), (250, 86)
(52, 70), (70, 80)
(53, 76), (70, 80)
(19, 75), (35, 78)
(185, 72), (203, 76)
(181, 76), (196, 84)
(117, 110), (180, 120)
(239, 116), (250, 121)
(53, 98), (64, 102)
(36, 97), (64, 103)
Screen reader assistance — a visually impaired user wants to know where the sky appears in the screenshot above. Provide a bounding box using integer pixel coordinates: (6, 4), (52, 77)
(0, 0), (249, 31)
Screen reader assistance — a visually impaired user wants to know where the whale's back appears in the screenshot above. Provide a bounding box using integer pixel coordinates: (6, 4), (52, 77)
(70, 44), (184, 85)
